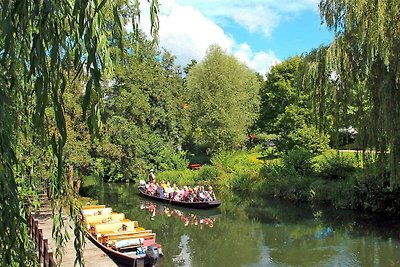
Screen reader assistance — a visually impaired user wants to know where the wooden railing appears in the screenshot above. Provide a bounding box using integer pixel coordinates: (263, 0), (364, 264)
(29, 214), (57, 267)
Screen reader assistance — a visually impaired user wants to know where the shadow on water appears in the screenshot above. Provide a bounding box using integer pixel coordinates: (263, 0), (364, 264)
(83, 180), (400, 267)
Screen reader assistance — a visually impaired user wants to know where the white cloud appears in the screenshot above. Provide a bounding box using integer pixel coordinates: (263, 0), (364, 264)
(231, 5), (280, 36)
(174, 0), (321, 37)
(157, 0), (234, 64)
(234, 43), (281, 75)
(138, 0), (281, 75)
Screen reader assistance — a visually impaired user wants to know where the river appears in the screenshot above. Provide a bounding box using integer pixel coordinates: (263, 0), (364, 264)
(85, 181), (400, 267)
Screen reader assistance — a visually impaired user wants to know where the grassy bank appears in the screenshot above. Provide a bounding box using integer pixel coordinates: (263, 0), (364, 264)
(156, 147), (400, 217)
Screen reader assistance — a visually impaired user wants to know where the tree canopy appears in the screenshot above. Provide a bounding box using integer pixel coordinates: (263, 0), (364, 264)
(186, 45), (261, 154)
(95, 32), (189, 181)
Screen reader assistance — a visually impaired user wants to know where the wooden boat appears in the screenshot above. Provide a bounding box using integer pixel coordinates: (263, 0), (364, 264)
(82, 205), (162, 266)
(138, 187), (222, 209)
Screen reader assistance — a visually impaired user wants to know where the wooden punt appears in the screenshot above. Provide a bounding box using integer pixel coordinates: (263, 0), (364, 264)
(138, 187), (222, 209)
(82, 205), (162, 266)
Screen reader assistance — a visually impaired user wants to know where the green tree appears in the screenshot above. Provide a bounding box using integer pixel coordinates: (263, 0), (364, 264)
(307, 0), (400, 186)
(258, 57), (302, 133)
(97, 32), (188, 181)
(186, 45), (261, 154)
(64, 77), (94, 192)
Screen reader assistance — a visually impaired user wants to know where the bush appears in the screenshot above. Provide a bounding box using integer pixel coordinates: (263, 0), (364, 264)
(317, 154), (357, 180)
(354, 175), (400, 216)
(195, 165), (218, 183)
(260, 161), (314, 201)
(278, 125), (330, 154)
(156, 169), (196, 185)
(155, 147), (189, 171)
(309, 179), (356, 208)
(211, 149), (263, 175)
(282, 148), (314, 175)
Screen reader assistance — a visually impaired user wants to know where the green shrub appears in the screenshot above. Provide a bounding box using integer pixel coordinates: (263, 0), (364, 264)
(156, 169), (196, 185)
(155, 147), (189, 171)
(309, 178), (356, 208)
(260, 161), (313, 201)
(231, 173), (253, 192)
(354, 175), (400, 216)
(278, 125), (330, 154)
(282, 148), (314, 175)
(317, 154), (357, 180)
(195, 165), (218, 182)
(211, 149), (263, 175)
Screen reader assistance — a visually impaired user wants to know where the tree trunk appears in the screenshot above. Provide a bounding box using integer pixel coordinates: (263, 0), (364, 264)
(68, 164), (74, 189)
(74, 169), (82, 194)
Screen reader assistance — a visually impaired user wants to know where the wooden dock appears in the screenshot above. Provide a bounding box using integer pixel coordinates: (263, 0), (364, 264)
(31, 204), (119, 266)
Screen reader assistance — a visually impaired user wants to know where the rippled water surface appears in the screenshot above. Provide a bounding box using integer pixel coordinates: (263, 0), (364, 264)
(88, 181), (400, 267)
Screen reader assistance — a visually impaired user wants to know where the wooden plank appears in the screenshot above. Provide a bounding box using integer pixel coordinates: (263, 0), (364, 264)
(82, 205), (106, 210)
(32, 205), (118, 267)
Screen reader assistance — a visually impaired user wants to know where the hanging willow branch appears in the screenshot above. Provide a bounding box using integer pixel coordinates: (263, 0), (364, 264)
(304, 0), (400, 187)
(0, 0), (159, 265)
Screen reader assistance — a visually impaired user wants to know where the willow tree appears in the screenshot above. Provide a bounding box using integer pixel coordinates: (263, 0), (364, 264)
(304, 1), (400, 186)
(0, 0), (159, 265)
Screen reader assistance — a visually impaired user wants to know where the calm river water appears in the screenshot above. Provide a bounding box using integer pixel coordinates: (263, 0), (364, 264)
(88, 181), (400, 267)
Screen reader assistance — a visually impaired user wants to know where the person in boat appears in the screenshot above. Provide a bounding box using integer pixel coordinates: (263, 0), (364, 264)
(181, 186), (189, 201)
(156, 183), (166, 198)
(207, 186), (216, 201)
(197, 185), (207, 202)
(139, 179), (146, 189)
(147, 182), (156, 195)
(187, 188), (195, 202)
(193, 186), (199, 202)
(148, 169), (155, 183)
(164, 182), (173, 198)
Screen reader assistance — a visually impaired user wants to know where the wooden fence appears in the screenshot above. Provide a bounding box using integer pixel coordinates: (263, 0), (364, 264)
(29, 214), (57, 267)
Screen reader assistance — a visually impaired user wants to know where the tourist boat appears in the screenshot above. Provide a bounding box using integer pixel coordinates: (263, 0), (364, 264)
(82, 205), (162, 266)
(138, 187), (222, 209)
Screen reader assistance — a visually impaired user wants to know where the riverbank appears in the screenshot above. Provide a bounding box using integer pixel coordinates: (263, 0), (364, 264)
(79, 147), (400, 217)
(151, 147), (400, 217)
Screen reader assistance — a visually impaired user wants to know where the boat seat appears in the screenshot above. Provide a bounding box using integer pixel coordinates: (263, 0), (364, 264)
(84, 213), (125, 225)
(82, 205), (106, 210)
(101, 229), (150, 239)
(112, 236), (157, 250)
(94, 221), (139, 233)
(90, 219), (131, 227)
(107, 231), (155, 241)
(113, 238), (145, 249)
(82, 207), (112, 216)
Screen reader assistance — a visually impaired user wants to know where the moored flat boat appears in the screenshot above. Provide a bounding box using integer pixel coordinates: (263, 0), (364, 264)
(138, 187), (222, 209)
(82, 205), (162, 266)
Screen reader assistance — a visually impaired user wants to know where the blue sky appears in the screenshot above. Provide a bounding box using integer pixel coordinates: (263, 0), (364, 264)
(140, 0), (333, 75)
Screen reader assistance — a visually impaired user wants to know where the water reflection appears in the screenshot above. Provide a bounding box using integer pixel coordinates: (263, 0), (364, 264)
(139, 200), (217, 229)
(86, 180), (400, 267)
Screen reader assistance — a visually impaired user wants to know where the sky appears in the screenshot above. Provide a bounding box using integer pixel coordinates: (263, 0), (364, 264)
(139, 0), (333, 76)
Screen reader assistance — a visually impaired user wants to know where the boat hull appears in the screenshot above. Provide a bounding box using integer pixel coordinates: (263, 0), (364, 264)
(138, 188), (222, 209)
(86, 232), (148, 266)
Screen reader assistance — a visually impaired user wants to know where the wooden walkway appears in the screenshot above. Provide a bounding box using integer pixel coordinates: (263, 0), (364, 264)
(32, 204), (119, 267)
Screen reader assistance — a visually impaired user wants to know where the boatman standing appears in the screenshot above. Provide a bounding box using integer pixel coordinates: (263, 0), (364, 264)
(148, 169), (155, 183)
